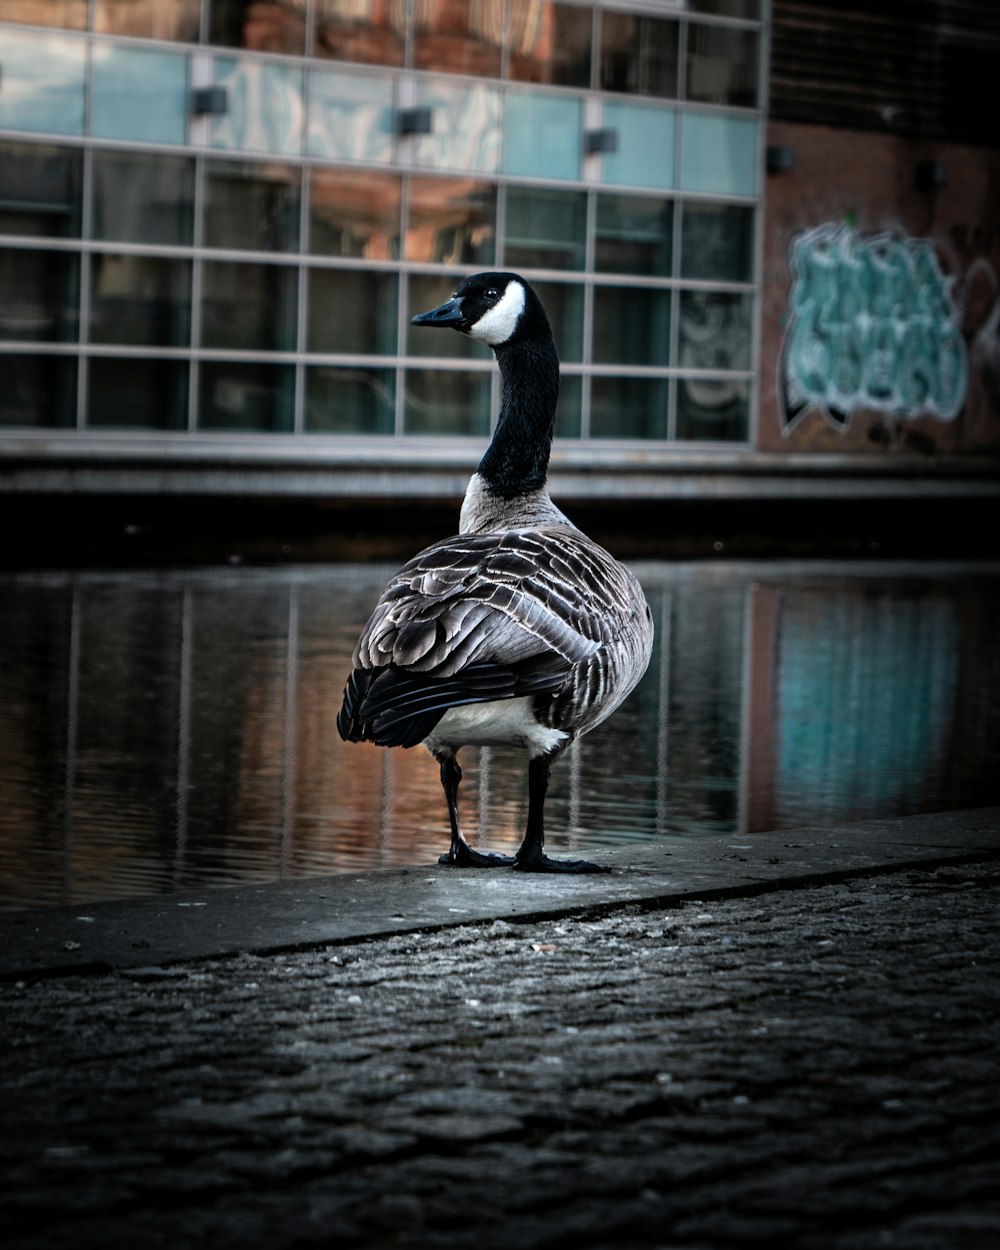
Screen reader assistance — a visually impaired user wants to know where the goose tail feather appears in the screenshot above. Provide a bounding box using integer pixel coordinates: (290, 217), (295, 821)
(337, 659), (569, 749)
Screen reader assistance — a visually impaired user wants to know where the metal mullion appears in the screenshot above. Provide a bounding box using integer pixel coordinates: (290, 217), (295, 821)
(747, 0), (773, 448)
(188, 154), (206, 432)
(294, 159), (312, 434)
(303, 0), (317, 57)
(77, 142), (94, 429)
(0, 343), (83, 356)
(75, 38), (98, 430)
(499, 0), (511, 82)
(495, 176), (507, 268)
(671, 16), (688, 445)
(578, 179), (599, 442)
(0, 235), (379, 267)
(491, 177), (509, 433)
(590, 3), (601, 92)
(669, 200), (683, 444)
(580, 285), (594, 442)
(395, 174), (412, 438)
(677, 9), (689, 105)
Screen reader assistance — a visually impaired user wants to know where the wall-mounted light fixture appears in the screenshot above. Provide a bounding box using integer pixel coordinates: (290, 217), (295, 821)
(397, 107), (433, 137)
(584, 128), (618, 155)
(766, 144), (796, 174)
(192, 86), (228, 116)
(915, 160), (947, 192)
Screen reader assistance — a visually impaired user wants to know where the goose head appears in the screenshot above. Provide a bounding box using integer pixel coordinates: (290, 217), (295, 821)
(412, 272), (550, 349)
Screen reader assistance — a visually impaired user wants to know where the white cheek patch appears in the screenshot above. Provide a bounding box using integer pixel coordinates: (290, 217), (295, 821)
(466, 281), (525, 346)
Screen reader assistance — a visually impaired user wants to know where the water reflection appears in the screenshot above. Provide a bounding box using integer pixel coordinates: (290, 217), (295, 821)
(1, 562), (998, 910)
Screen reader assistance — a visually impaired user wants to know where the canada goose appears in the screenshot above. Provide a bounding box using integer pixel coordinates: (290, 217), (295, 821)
(337, 272), (653, 873)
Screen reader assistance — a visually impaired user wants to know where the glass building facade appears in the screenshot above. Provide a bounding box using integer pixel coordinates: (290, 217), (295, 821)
(0, 1), (764, 447)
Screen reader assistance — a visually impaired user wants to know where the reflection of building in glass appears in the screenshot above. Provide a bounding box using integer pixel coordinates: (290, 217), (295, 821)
(0, 1), (762, 443)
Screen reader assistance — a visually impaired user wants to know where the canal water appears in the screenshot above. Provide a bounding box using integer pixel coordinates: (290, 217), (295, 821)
(2, 560), (998, 910)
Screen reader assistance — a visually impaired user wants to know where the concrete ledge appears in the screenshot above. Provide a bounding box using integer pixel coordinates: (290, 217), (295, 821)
(2, 435), (999, 501)
(3, 807), (997, 981)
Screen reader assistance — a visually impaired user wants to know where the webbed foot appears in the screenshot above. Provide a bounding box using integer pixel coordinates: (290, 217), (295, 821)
(512, 849), (611, 874)
(439, 844), (515, 868)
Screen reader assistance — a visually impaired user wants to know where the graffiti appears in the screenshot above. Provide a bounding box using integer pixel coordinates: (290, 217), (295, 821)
(678, 291), (751, 434)
(780, 224), (968, 432)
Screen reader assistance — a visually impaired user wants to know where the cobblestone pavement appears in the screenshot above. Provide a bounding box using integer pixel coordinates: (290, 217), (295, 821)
(2, 859), (999, 1250)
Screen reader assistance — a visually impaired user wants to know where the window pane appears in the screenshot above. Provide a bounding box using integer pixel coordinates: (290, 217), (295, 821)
(602, 102), (676, 190)
(307, 269), (398, 355)
(89, 255), (191, 347)
(306, 68), (393, 163)
(88, 357), (188, 430)
(90, 44), (188, 144)
(305, 366), (395, 433)
(315, 0), (405, 65)
(0, 30), (85, 136)
(687, 25), (759, 107)
(593, 286), (671, 366)
(204, 161), (300, 253)
(94, 0), (200, 41)
(407, 275), (481, 360)
(0, 142), (82, 238)
(3, 2), (86, 29)
(680, 113), (759, 196)
(679, 290), (752, 370)
(531, 280), (584, 362)
(681, 203), (754, 282)
(405, 178), (496, 265)
(504, 187), (586, 271)
(310, 170), (401, 259)
(208, 0), (306, 53)
(199, 361), (295, 431)
(555, 373), (581, 438)
(211, 59), (304, 156)
(600, 13), (678, 98)
(0, 249), (79, 342)
(503, 90), (581, 181)
(591, 376), (669, 439)
(688, 0), (760, 15)
(676, 377), (748, 441)
(509, 2), (592, 87)
(595, 194), (673, 276)
(403, 370), (491, 436)
(0, 355), (77, 427)
(413, 5), (501, 77)
(200, 261), (297, 351)
(412, 81), (501, 174)
(92, 151), (194, 246)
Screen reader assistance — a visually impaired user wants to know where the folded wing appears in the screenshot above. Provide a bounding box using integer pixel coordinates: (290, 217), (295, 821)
(337, 527), (638, 748)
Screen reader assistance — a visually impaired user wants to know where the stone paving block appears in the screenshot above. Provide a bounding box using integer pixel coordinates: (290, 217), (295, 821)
(2, 849), (999, 1249)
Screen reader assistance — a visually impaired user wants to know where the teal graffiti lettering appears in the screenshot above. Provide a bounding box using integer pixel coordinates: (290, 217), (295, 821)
(780, 226), (968, 431)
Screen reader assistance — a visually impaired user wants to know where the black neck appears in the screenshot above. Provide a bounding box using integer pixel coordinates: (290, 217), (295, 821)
(477, 336), (560, 500)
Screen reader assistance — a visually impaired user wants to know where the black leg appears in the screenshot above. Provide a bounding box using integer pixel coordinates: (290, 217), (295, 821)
(513, 754), (610, 874)
(435, 752), (513, 868)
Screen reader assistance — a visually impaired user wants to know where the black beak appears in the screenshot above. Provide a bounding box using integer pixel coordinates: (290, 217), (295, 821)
(411, 295), (467, 329)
